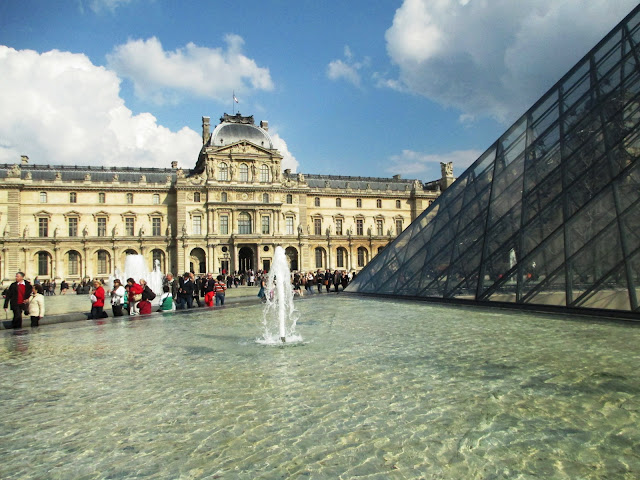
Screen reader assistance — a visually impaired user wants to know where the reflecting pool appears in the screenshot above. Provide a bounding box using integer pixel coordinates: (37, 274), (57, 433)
(1, 296), (639, 479)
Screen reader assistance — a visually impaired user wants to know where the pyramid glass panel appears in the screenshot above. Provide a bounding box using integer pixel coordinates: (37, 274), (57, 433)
(347, 4), (640, 318)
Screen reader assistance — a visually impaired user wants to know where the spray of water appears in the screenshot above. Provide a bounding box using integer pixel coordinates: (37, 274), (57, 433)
(108, 255), (164, 305)
(259, 246), (301, 344)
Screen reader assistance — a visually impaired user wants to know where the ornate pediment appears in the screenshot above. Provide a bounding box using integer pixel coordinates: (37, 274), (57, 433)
(217, 141), (272, 156)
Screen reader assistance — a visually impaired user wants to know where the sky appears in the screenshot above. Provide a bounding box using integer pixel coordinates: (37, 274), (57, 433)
(0, 0), (638, 182)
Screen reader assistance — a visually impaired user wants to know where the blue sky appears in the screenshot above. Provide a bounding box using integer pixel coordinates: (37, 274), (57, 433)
(1, 0), (637, 181)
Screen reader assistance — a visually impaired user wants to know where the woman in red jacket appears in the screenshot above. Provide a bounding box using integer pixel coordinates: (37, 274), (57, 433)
(90, 280), (106, 319)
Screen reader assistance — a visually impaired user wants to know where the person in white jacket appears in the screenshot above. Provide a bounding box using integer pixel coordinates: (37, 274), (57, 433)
(28, 284), (45, 327)
(110, 279), (126, 317)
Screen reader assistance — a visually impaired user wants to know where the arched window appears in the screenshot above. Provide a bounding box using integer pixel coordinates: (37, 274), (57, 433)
(262, 193), (269, 203)
(37, 251), (51, 276)
(396, 199), (401, 208)
(152, 249), (165, 272)
(376, 199), (382, 208)
(152, 193), (160, 205)
(356, 198), (362, 208)
(336, 198), (342, 207)
(40, 192), (47, 203)
(70, 192), (77, 203)
(126, 193), (133, 204)
(238, 212), (252, 234)
(97, 250), (110, 275)
(357, 247), (368, 267)
(194, 192), (201, 203)
(99, 192), (105, 204)
(260, 164), (270, 182)
(336, 247), (347, 269)
(314, 197), (320, 207)
(221, 192), (228, 202)
(315, 247), (325, 269)
(239, 163), (249, 182)
(67, 250), (80, 277)
(218, 162), (229, 181)
(286, 194), (293, 204)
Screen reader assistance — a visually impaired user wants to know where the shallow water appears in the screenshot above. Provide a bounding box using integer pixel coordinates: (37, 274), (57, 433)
(1, 296), (639, 479)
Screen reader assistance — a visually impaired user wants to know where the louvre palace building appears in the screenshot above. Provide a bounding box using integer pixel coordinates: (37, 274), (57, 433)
(0, 113), (451, 283)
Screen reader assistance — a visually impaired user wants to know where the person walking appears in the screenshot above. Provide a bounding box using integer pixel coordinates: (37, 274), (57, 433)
(110, 279), (126, 317)
(164, 273), (178, 302)
(28, 284), (45, 327)
(214, 275), (227, 306)
(3, 272), (33, 329)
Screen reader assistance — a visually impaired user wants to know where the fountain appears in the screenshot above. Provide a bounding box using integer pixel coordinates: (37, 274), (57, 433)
(259, 245), (300, 344)
(109, 255), (164, 305)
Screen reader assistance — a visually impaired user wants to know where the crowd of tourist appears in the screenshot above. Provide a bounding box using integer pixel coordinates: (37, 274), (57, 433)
(1, 267), (356, 329)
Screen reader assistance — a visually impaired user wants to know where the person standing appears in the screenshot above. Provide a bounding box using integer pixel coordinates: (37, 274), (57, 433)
(178, 273), (194, 309)
(203, 273), (215, 307)
(28, 284), (45, 327)
(164, 273), (179, 302)
(89, 280), (106, 319)
(110, 279), (126, 317)
(3, 272), (33, 329)
(214, 275), (227, 306)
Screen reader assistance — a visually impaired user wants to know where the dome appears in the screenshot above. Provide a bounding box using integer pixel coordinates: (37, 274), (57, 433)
(210, 122), (274, 149)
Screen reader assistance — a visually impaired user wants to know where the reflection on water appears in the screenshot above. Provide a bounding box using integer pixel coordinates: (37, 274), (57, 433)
(1, 297), (639, 479)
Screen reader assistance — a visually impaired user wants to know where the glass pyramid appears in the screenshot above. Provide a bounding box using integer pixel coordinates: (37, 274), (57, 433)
(348, 4), (640, 318)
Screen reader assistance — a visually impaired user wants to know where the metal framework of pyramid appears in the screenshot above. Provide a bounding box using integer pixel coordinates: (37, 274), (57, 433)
(348, 5), (640, 318)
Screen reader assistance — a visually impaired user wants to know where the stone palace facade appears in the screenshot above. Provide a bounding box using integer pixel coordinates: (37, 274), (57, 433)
(0, 113), (452, 282)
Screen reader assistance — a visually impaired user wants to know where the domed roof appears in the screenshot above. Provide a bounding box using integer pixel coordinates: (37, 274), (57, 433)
(210, 121), (273, 149)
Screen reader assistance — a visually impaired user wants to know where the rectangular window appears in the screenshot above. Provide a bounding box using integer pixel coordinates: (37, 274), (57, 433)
(356, 219), (364, 236)
(97, 217), (107, 236)
(286, 217), (294, 235)
(314, 218), (322, 235)
(220, 215), (229, 235)
(261, 216), (270, 234)
(70, 192), (77, 203)
(40, 192), (47, 203)
(125, 217), (135, 236)
(336, 219), (343, 235)
(99, 192), (105, 204)
(152, 217), (161, 236)
(97, 251), (108, 275)
(376, 219), (383, 236)
(192, 216), (202, 235)
(68, 217), (78, 237)
(337, 248), (344, 268)
(38, 218), (48, 237)
(356, 198), (362, 208)
(396, 219), (403, 235)
(68, 252), (79, 276)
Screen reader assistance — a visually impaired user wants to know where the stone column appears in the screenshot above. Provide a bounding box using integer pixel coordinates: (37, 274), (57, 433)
(53, 246), (61, 281)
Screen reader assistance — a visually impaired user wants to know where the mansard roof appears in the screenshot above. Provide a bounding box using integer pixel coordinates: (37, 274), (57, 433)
(0, 164), (175, 184)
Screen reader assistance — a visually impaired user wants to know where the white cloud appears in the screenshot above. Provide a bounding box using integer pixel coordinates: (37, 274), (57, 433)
(0, 45), (201, 168)
(107, 35), (274, 104)
(387, 148), (482, 177)
(327, 45), (370, 88)
(87, 0), (133, 13)
(270, 132), (299, 172)
(385, 0), (639, 122)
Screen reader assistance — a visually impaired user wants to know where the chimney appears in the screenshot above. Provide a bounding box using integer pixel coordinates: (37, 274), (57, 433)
(260, 120), (269, 131)
(202, 116), (211, 145)
(171, 161), (178, 169)
(21, 155), (29, 164)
